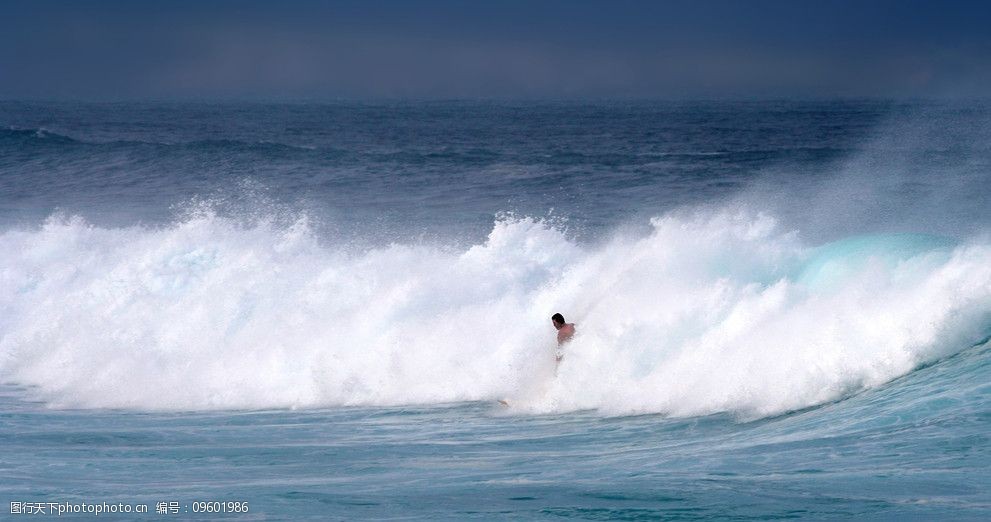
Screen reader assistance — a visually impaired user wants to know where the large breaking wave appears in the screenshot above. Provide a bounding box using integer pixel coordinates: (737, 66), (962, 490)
(1, 207), (989, 418)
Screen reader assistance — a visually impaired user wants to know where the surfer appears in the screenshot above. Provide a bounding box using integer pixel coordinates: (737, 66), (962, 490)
(551, 313), (575, 361)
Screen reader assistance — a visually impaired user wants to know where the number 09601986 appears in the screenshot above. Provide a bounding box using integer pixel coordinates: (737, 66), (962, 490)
(191, 501), (249, 513)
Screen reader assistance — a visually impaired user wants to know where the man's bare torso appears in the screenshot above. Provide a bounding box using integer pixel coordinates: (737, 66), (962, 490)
(557, 323), (575, 345)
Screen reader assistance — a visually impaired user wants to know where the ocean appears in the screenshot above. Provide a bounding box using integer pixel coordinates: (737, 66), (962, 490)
(1, 100), (990, 520)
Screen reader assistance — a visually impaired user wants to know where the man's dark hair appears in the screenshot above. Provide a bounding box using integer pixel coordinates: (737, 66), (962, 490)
(551, 313), (565, 324)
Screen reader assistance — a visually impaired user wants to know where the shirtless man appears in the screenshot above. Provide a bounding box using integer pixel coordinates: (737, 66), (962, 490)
(551, 313), (575, 361)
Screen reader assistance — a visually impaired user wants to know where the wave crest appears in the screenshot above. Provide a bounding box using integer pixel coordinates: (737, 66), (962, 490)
(1, 209), (989, 417)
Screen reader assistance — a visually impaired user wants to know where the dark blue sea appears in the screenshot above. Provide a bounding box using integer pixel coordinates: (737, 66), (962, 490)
(1, 100), (990, 520)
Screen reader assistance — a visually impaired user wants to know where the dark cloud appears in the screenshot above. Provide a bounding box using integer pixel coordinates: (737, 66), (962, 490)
(1, 0), (989, 99)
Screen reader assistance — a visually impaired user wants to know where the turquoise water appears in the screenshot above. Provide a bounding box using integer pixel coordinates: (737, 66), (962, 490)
(2, 100), (991, 519)
(3, 336), (989, 520)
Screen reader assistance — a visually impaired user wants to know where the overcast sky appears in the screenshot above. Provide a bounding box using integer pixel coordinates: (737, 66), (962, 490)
(1, 0), (989, 100)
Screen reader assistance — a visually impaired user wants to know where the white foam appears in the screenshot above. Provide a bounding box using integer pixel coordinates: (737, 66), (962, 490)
(1, 209), (989, 418)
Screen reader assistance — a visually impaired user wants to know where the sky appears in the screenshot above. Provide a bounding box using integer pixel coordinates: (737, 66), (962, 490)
(1, 0), (989, 100)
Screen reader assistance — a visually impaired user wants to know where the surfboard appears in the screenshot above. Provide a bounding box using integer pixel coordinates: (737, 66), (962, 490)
(497, 399), (509, 406)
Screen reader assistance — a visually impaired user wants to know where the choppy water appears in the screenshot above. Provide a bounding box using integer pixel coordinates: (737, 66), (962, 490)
(1, 100), (990, 519)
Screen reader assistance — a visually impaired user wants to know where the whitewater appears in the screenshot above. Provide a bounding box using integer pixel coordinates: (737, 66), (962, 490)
(3, 203), (989, 418)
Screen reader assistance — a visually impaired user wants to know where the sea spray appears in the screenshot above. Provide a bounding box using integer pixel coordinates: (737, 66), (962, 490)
(1, 208), (989, 418)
